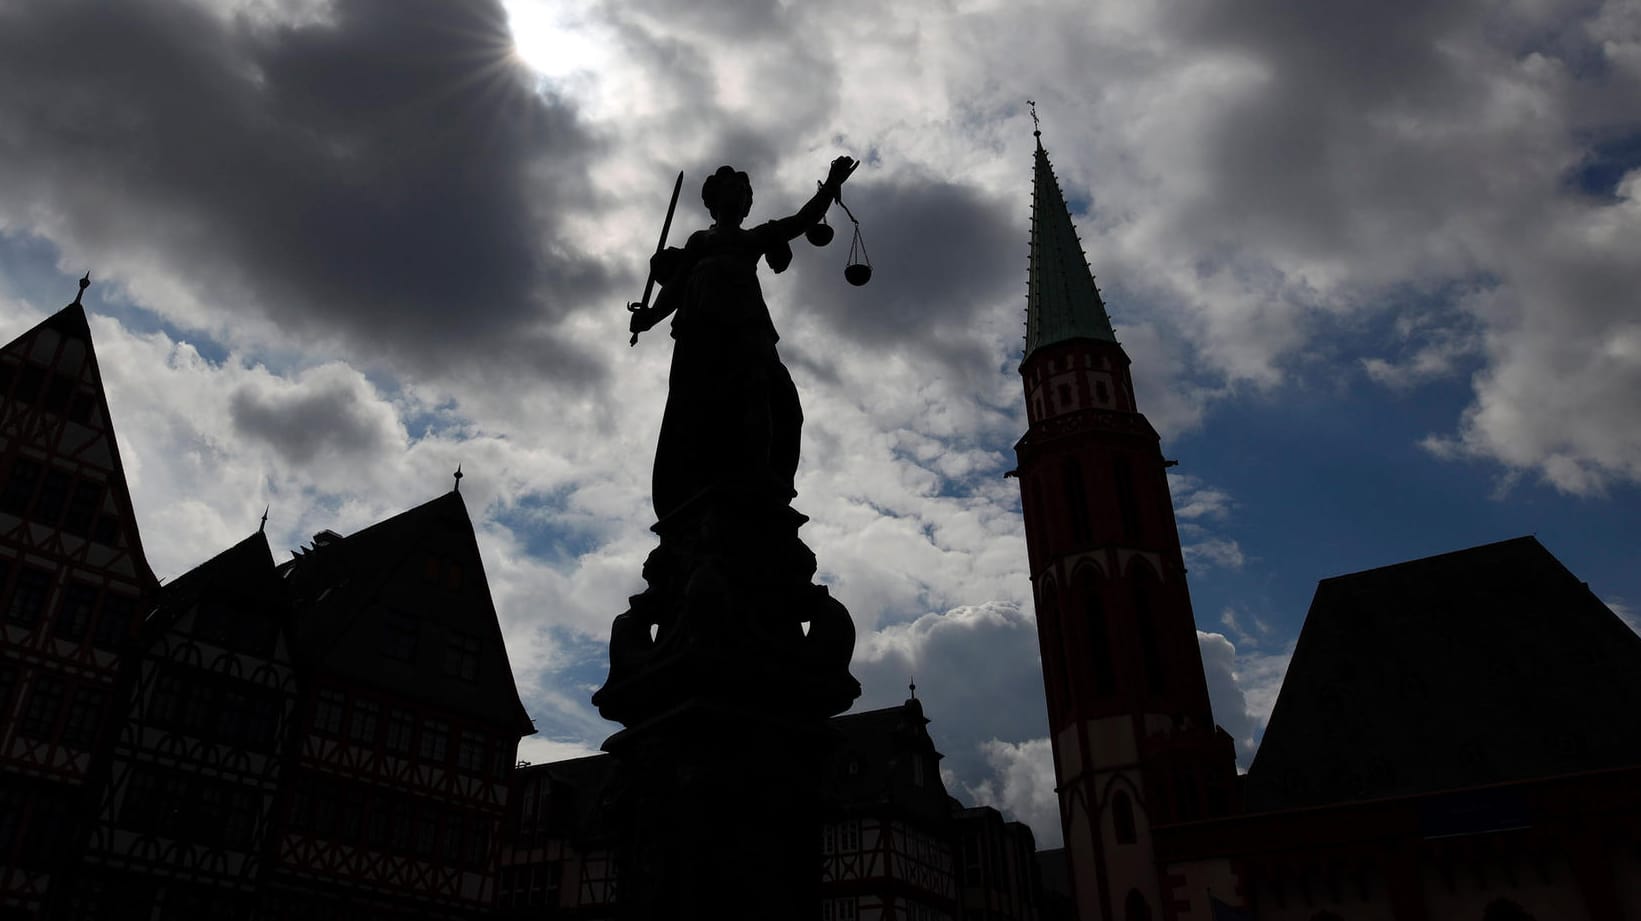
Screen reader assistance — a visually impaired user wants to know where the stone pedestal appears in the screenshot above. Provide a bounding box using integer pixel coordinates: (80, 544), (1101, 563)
(593, 485), (860, 919)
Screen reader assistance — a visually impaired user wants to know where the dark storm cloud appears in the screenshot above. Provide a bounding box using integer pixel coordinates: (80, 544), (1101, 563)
(229, 368), (402, 466)
(0, 0), (611, 382)
(783, 175), (1019, 380)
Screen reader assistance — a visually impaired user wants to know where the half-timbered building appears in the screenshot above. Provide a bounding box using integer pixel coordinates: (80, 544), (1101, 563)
(260, 491), (536, 920)
(65, 529), (296, 918)
(0, 287), (158, 919)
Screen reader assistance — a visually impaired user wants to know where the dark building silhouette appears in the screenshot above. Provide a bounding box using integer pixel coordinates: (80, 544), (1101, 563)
(0, 296), (532, 919)
(1017, 123), (1641, 920)
(6, 131), (1641, 920)
(0, 290), (158, 919)
(493, 693), (1047, 920)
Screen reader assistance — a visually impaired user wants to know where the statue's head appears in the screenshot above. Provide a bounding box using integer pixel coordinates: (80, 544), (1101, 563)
(702, 166), (752, 226)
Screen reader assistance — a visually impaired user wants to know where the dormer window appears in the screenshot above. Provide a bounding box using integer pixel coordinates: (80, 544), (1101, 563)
(911, 756), (926, 787)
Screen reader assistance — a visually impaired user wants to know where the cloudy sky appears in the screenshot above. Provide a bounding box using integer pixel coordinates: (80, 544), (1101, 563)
(2, 0), (1638, 847)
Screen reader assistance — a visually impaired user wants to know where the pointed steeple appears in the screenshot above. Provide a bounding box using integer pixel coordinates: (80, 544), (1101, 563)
(1025, 130), (1116, 358)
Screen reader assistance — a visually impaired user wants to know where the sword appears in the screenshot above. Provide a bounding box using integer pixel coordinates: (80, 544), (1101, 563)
(630, 170), (685, 346)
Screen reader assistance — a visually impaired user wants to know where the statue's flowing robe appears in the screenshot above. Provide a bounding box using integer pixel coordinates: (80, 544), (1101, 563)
(652, 223), (801, 519)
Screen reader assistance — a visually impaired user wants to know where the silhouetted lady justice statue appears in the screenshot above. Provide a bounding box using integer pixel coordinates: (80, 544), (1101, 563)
(628, 156), (859, 519)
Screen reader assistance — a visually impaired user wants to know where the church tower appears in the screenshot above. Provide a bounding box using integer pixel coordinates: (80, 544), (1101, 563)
(1013, 126), (1238, 920)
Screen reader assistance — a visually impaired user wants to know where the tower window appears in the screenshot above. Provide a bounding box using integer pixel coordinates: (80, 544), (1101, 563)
(1057, 384), (1072, 409)
(1125, 890), (1153, 921)
(1113, 456), (1141, 540)
(1095, 380), (1110, 404)
(1112, 791), (1136, 844)
(1133, 572), (1166, 696)
(1063, 460), (1091, 543)
(1086, 584), (1115, 696)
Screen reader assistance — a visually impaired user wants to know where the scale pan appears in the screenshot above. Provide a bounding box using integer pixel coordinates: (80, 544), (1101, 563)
(844, 263), (872, 286)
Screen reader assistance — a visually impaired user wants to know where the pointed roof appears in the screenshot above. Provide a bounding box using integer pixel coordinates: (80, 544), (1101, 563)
(142, 529), (285, 644)
(1025, 135), (1117, 359)
(1244, 537), (1641, 812)
(278, 490), (534, 735)
(0, 280), (157, 591)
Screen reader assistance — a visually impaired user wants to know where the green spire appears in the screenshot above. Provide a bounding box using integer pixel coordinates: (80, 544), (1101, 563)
(1025, 136), (1116, 358)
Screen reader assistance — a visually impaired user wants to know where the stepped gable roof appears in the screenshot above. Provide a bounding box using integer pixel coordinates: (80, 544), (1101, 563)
(1024, 136), (1116, 360)
(277, 490), (533, 735)
(1245, 536), (1641, 812)
(0, 294), (158, 591)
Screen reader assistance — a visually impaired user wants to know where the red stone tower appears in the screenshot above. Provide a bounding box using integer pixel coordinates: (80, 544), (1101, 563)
(1012, 128), (1238, 920)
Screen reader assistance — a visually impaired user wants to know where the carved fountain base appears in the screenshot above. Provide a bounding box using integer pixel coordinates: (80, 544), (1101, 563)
(593, 484), (860, 919)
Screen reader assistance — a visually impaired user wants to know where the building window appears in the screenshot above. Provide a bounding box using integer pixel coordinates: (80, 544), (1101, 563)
(8, 567), (52, 627)
(1112, 791), (1137, 844)
(1133, 573), (1167, 696)
(839, 819), (861, 851)
(52, 581), (100, 641)
(386, 708), (414, 754)
(91, 592), (136, 650)
(457, 730), (486, 775)
(61, 480), (102, 537)
(419, 719), (449, 763)
(1095, 379), (1110, 404)
(383, 609), (418, 662)
(314, 689), (346, 736)
(349, 699), (380, 744)
(0, 458), (41, 515)
(443, 633), (481, 681)
(62, 686), (106, 748)
(1125, 889), (1153, 921)
(34, 469), (71, 526)
(1114, 455), (1141, 540)
(20, 677), (66, 739)
(67, 391), (94, 424)
(1063, 459), (1091, 543)
(1081, 573), (1116, 696)
(911, 755), (926, 787)
(0, 663), (16, 712)
(822, 898), (859, 921)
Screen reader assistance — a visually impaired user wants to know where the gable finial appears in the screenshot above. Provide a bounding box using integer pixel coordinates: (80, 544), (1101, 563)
(259, 506), (269, 533)
(73, 272), (90, 307)
(453, 463), (464, 493)
(908, 676), (917, 699)
(1028, 99), (1041, 141)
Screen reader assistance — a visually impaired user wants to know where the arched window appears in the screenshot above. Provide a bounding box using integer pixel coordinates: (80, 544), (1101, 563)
(1076, 568), (1115, 696)
(1038, 583), (1070, 711)
(1111, 791), (1136, 844)
(1124, 889), (1152, 921)
(1063, 459), (1091, 543)
(1131, 566), (1166, 696)
(1113, 455), (1140, 540)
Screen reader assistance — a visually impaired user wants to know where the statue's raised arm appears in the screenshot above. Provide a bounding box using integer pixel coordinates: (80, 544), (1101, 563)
(763, 156), (859, 245)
